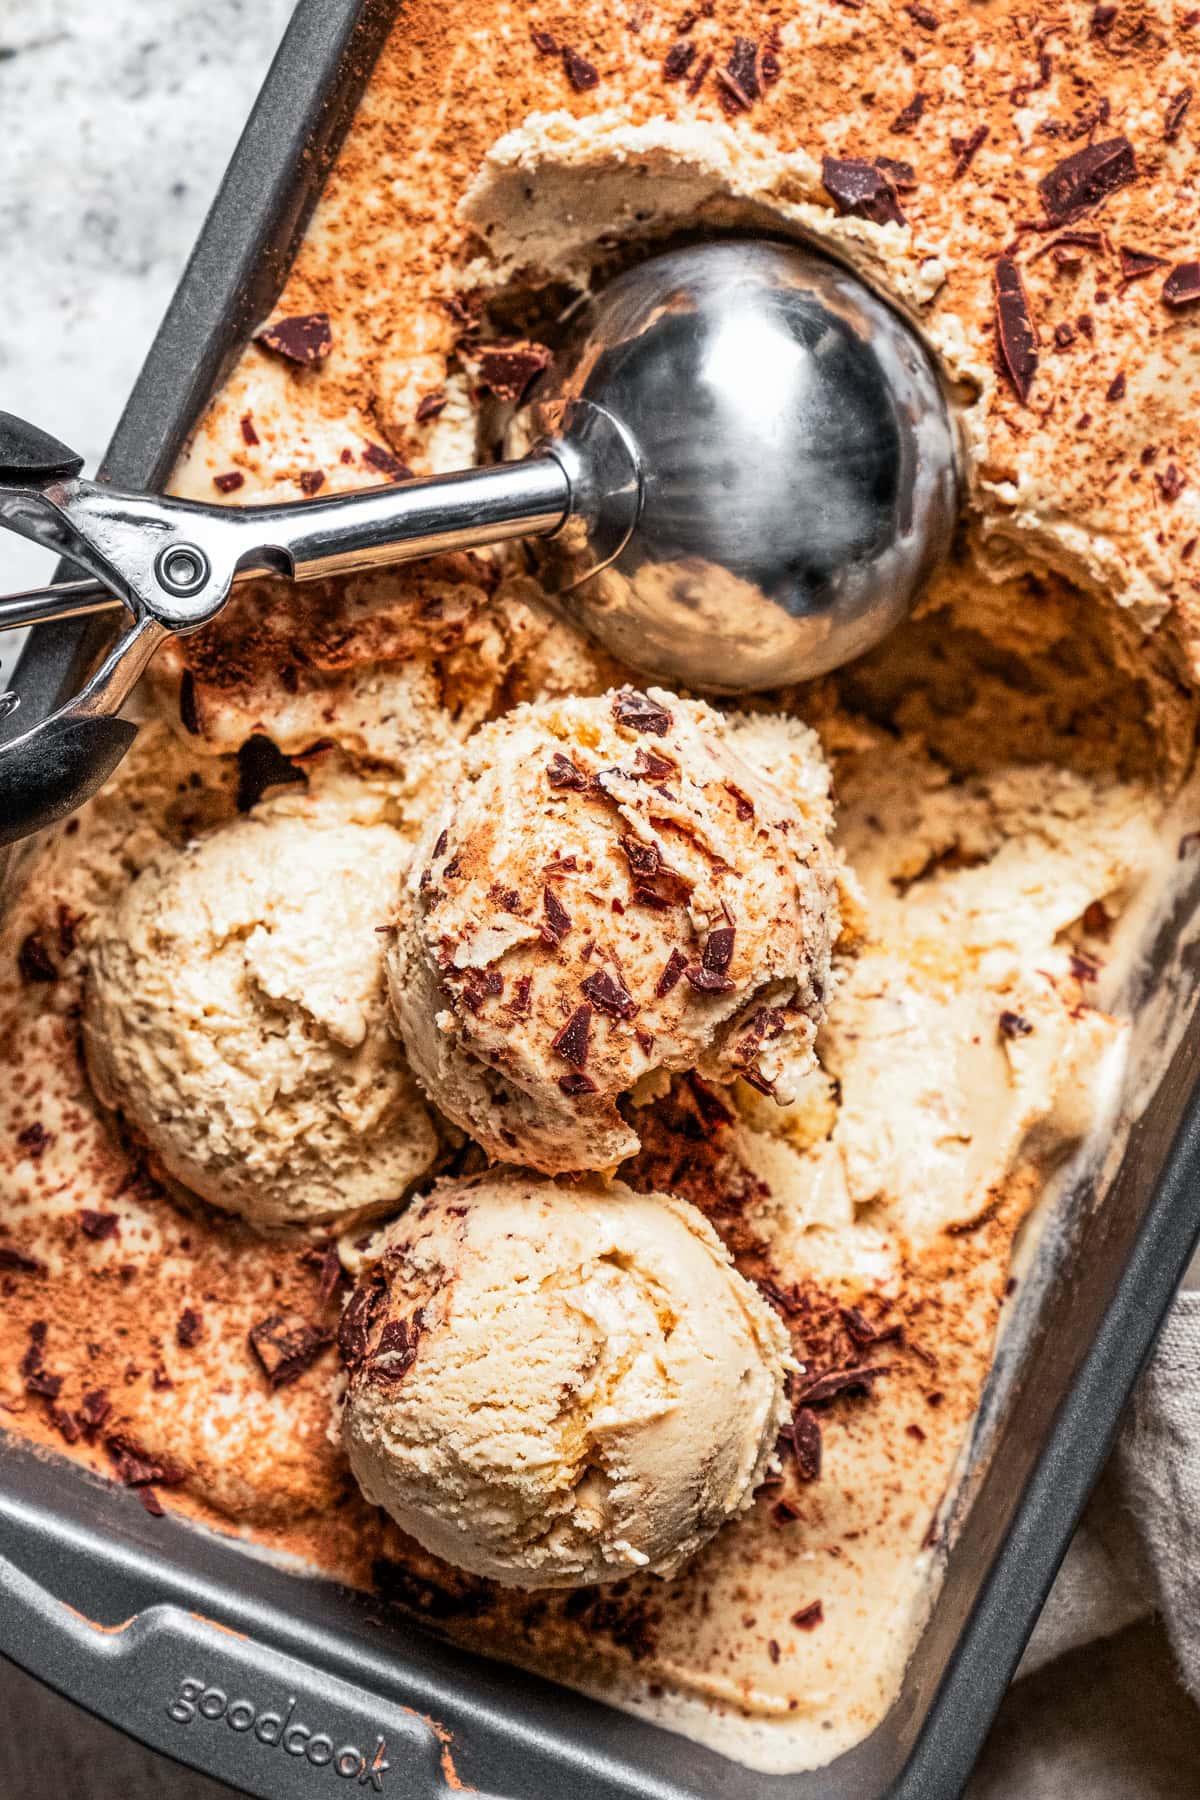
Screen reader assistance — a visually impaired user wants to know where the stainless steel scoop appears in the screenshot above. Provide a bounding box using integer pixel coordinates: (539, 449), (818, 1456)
(0, 240), (959, 846)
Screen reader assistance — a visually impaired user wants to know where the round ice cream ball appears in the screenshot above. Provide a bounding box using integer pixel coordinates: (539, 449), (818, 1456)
(340, 1171), (791, 1587)
(84, 792), (439, 1231)
(386, 687), (839, 1174)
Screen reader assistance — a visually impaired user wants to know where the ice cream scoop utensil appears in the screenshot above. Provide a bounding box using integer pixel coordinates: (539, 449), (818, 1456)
(0, 240), (958, 846)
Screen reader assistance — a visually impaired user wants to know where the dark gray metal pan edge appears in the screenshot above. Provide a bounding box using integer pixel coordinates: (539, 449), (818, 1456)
(5, 0), (1200, 1791)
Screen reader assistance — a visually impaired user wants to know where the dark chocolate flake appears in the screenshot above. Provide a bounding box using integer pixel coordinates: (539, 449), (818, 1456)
(559, 1071), (598, 1096)
(1038, 136), (1137, 226)
(562, 45), (600, 91)
(875, 156), (917, 192)
(16, 1122), (51, 1160)
(255, 311), (333, 366)
(1163, 262), (1200, 308)
(1166, 87), (1194, 143)
(702, 925), (736, 975)
(338, 1278), (385, 1368)
(297, 469), (325, 496)
(663, 39), (696, 79)
(17, 932), (57, 983)
(178, 669), (200, 735)
(105, 1432), (187, 1489)
(656, 948), (689, 996)
(994, 257), (1039, 403)
(235, 735), (307, 813)
(1156, 462), (1186, 502)
(0, 1245), (46, 1274)
(240, 413), (259, 446)
(541, 886), (573, 945)
(891, 91), (928, 134)
(362, 440), (413, 481)
(177, 1307), (204, 1348)
(581, 968), (637, 1018)
(612, 688), (672, 735)
(1119, 245), (1166, 282)
(552, 1004), (593, 1067)
(531, 27), (558, 53)
(950, 124), (989, 179)
(547, 751), (588, 790)
(999, 1009), (1034, 1038)
(477, 341), (554, 404)
(1106, 371), (1127, 401)
(367, 1311), (425, 1383)
(249, 1314), (334, 1390)
(213, 470), (244, 494)
(684, 963), (736, 994)
(415, 391), (447, 423)
(791, 1600), (824, 1630)
(821, 156), (905, 226)
(80, 1210), (119, 1241)
(792, 1408), (823, 1482)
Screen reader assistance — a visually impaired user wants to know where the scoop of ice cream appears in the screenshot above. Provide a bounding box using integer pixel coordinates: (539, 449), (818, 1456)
(386, 688), (839, 1173)
(340, 1171), (791, 1587)
(84, 791), (439, 1230)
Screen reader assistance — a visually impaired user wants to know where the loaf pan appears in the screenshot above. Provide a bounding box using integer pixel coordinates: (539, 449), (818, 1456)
(4, 2), (1200, 1793)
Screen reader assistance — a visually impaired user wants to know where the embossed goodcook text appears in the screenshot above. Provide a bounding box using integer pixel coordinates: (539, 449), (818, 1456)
(167, 1677), (391, 1788)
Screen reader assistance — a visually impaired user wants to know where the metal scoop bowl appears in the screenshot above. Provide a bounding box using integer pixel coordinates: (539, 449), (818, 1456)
(0, 239), (959, 846)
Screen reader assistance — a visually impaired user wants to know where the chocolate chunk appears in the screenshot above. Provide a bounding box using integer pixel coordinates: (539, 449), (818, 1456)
(1119, 245), (1166, 282)
(875, 156), (917, 192)
(415, 391), (447, 425)
(17, 931), (56, 983)
(541, 885), (573, 945)
(79, 1210), (119, 1241)
(622, 838), (692, 911)
(821, 156), (905, 226)
(1038, 137), (1137, 225)
(663, 39), (696, 79)
(840, 1305), (881, 1347)
(994, 257), (1039, 403)
(612, 688), (672, 735)
(621, 837), (662, 878)
(297, 469), (325, 496)
(1089, 3), (1118, 34)
(213, 470), (244, 494)
(998, 1009), (1034, 1038)
(906, 1), (938, 24)
(792, 1408), (823, 1482)
(105, 1432), (186, 1488)
(951, 123), (989, 178)
(254, 311), (333, 366)
(367, 1310), (425, 1383)
(547, 751), (588, 790)
(178, 670), (200, 735)
(794, 1362), (890, 1405)
(559, 1071), (599, 1095)
(1166, 87), (1194, 143)
(552, 1004), (593, 1067)
(0, 1246), (46, 1274)
(562, 45), (600, 91)
(1163, 262), (1200, 308)
(726, 783), (755, 820)
(702, 926), (735, 975)
(235, 735), (307, 813)
(338, 1277), (384, 1368)
(631, 747), (675, 781)
(476, 342), (554, 405)
(531, 27), (558, 53)
(686, 50), (713, 96)
(362, 441), (413, 481)
(50, 1406), (82, 1444)
(581, 968), (637, 1017)
(791, 1600), (824, 1630)
(722, 36), (761, 108)
(656, 948), (689, 996)
(684, 963), (736, 994)
(16, 1122), (51, 1160)
(461, 968), (504, 1014)
(891, 92), (927, 134)
(176, 1307), (204, 1348)
(239, 413), (259, 446)
(511, 975), (533, 1016)
(1106, 371), (1127, 401)
(248, 1313), (334, 1390)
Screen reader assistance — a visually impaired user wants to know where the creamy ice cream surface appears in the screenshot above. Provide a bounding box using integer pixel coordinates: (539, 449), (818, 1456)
(84, 787), (439, 1230)
(341, 1171), (791, 1586)
(387, 688), (841, 1172)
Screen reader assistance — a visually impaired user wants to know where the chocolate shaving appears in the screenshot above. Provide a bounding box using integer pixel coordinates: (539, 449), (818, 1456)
(362, 441), (413, 481)
(581, 968), (637, 1018)
(1166, 87), (1194, 143)
(792, 1407), (823, 1481)
(0, 1246), (46, 1274)
(999, 1009), (1034, 1038)
(176, 1307), (204, 1347)
(994, 257), (1039, 403)
(239, 413), (259, 446)
(541, 885), (573, 945)
(559, 1071), (598, 1095)
(1106, 371), (1127, 401)
(235, 735), (307, 813)
(891, 92), (927, 134)
(461, 968), (504, 1014)
(663, 39), (696, 79)
(821, 156), (905, 226)
(1038, 136), (1137, 225)
(213, 470), (244, 494)
(531, 28), (558, 53)
(562, 45), (600, 91)
(631, 747), (675, 781)
(702, 926), (735, 975)
(1119, 245), (1166, 282)
(685, 963), (736, 994)
(255, 312), (332, 366)
(794, 1362), (890, 1405)
(686, 51), (713, 96)
(79, 1210), (119, 1241)
(1090, 3), (1118, 35)
(951, 124), (989, 179)
(791, 1600), (824, 1630)
(1163, 262), (1200, 308)
(547, 751), (588, 790)
(906, 1), (938, 24)
(552, 1004), (592, 1067)
(248, 1314), (334, 1390)
(79, 1390), (111, 1435)
(656, 948), (689, 996)
(1157, 463), (1186, 502)
(477, 341), (553, 404)
(875, 156), (917, 192)
(510, 975), (533, 1016)
(612, 688), (672, 735)
(415, 391), (447, 423)
(105, 1432), (186, 1489)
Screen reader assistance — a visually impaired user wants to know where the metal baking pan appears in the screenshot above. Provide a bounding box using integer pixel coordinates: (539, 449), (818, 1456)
(5, 2), (1200, 1793)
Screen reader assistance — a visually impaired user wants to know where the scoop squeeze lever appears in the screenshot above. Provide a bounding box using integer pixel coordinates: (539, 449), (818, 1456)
(0, 239), (959, 847)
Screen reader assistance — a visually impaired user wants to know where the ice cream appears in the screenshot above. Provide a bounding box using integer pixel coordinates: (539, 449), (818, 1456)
(83, 789), (439, 1230)
(340, 1171), (792, 1587)
(385, 688), (841, 1173)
